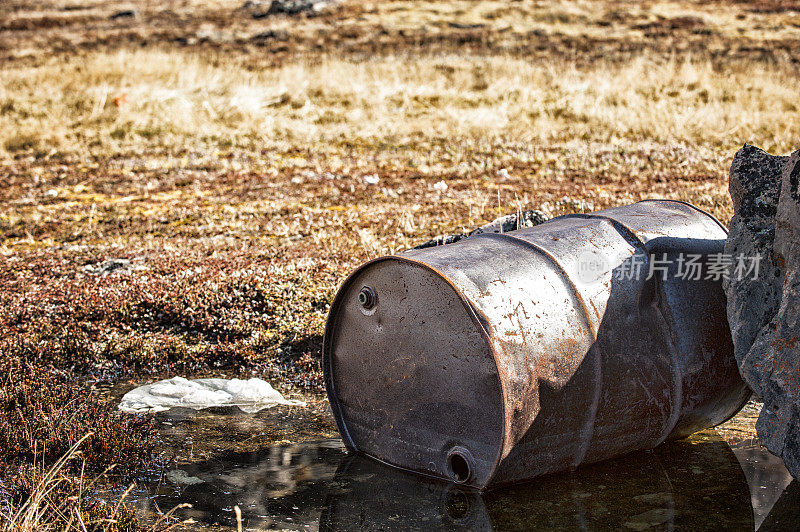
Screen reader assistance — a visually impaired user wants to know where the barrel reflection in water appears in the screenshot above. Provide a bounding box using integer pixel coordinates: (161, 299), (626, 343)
(134, 433), (796, 529)
(320, 436), (753, 531)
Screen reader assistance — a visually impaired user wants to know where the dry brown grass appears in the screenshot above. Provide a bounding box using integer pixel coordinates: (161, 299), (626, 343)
(1, 435), (188, 532)
(2, 0), (799, 65)
(3, 1), (797, 389)
(2, 50), (799, 158)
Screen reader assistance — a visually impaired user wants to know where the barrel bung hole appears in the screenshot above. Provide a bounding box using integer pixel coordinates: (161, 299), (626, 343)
(447, 450), (472, 483)
(357, 286), (376, 309)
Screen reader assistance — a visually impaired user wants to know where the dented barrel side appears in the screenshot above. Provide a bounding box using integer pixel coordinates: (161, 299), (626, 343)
(323, 200), (750, 490)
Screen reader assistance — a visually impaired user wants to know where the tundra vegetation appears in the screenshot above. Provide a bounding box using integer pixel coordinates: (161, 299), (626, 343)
(1, 0), (799, 529)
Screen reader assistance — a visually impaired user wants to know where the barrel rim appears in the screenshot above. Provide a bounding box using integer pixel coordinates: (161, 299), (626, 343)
(322, 254), (508, 487)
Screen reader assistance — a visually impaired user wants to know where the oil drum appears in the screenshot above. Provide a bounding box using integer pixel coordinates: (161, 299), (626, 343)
(323, 200), (750, 490)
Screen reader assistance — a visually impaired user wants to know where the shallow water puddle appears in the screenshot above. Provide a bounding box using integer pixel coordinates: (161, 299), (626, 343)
(109, 392), (797, 530)
(124, 436), (798, 530)
(732, 439), (796, 530)
(124, 434), (797, 530)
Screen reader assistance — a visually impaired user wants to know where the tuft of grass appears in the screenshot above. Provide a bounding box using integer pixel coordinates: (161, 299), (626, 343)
(0, 343), (158, 530)
(1, 435), (187, 532)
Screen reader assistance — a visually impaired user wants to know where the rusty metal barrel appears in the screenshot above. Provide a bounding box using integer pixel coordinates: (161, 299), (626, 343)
(323, 200), (750, 490)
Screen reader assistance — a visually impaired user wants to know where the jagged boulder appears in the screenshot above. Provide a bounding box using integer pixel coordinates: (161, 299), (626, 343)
(724, 145), (788, 373)
(724, 144), (800, 481)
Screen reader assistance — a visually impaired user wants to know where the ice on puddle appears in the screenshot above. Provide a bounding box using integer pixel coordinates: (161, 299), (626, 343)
(118, 376), (305, 414)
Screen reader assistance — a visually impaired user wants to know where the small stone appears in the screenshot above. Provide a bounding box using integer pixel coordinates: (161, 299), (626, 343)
(109, 9), (137, 20)
(166, 469), (204, 486)
(246, 0), (337, 18)
(470, 209), (550, 235)
(251, 29), (290, 42)
(448, 22), (487, 30)
(84, 258), (130, 275)
(83, 258), (148, 276)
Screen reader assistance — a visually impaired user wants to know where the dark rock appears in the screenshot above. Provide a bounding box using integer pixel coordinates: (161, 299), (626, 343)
(723, 144), (800, 482)
(251, 29), (290, 41)
(724, 145), (787, 366)
(109, 9), (137, 20)
(759, 480), (800, 531)
(269, 0), (337, 15)
(412, 233), (467, 249)
(472, 209), (550, 235)
(413, 210), (550, 250)
(448, 22), (487, 30)
(83, 258), (148, 276)
(246, 0), (337, 18)
(760, 150), (800, 479)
